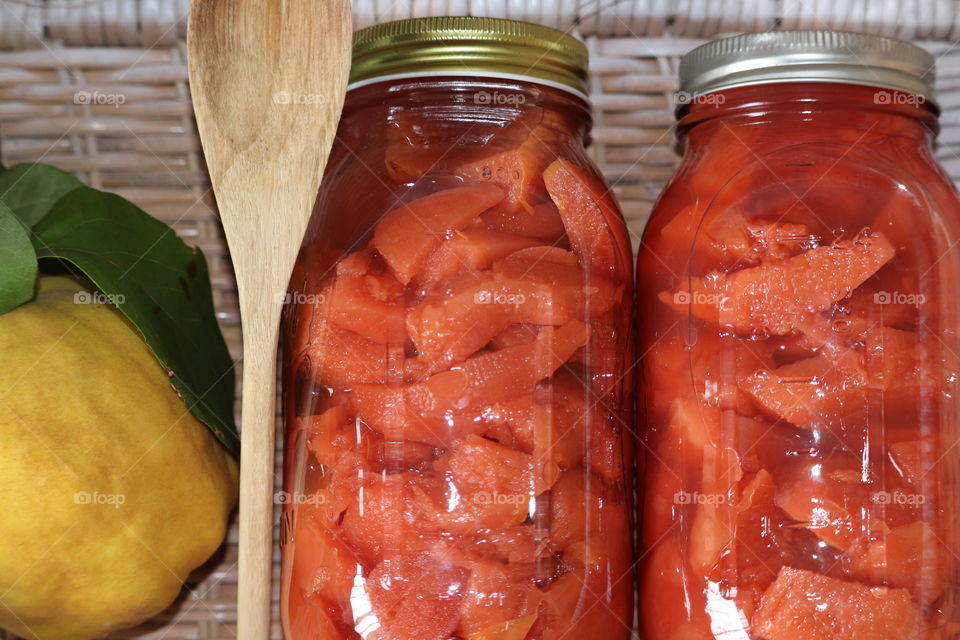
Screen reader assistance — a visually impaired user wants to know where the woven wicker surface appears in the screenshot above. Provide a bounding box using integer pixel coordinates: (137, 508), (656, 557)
(2, 1), (960, 638)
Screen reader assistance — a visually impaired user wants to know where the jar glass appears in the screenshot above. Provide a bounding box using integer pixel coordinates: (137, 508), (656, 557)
(280, 17), (634, 640)
(638, 32), (960, 640)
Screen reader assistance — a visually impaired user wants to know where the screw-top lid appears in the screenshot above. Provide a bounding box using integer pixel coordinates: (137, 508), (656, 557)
(679, 31), (936, 107)
(349, 17), (589, 99)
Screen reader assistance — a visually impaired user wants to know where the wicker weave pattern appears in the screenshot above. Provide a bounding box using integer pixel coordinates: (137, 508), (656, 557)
(3, 0), (960, 47)
(2, 1), (960, 638)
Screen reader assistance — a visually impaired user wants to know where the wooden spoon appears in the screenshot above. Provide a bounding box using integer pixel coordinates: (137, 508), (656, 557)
(186, 0), (352, 635)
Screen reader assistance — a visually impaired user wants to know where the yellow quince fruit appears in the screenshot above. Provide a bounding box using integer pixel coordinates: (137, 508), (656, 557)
(0, 276), (238, 639)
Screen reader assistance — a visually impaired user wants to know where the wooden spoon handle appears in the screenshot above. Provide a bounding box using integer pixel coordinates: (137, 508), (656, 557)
(237, 312), (282, 638)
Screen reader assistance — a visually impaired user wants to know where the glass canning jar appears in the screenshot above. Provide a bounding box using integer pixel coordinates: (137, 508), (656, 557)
(280, 17), (635, 640)
(638, 31), (960, 640)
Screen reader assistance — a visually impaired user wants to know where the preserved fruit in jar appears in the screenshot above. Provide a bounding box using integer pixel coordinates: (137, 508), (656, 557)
(281, 17), (634, 640)
(638, 32), (960, 640)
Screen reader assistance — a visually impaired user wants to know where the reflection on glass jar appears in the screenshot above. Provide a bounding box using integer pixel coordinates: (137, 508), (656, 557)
(280, 17), (634, 640)
(638, 32), (960, 640)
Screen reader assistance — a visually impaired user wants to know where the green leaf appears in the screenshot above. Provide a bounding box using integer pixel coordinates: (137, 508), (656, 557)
(31, 188), (239, 456)
(0, 163), (84, 227)
(0, 201), (37, 313)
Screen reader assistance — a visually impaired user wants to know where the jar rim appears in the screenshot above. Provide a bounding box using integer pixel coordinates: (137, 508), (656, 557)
(346, 70), (590, 102)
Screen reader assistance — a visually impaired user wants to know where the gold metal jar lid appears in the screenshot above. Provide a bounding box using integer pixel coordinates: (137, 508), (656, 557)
(349, 17), (589, 99)
(679, 30), (936, 107)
